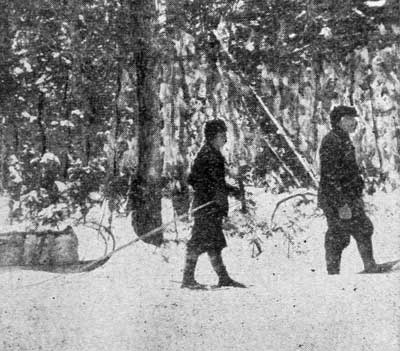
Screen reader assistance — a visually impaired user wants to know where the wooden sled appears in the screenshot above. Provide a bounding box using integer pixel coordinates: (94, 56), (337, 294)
(358, 259), (400, 274)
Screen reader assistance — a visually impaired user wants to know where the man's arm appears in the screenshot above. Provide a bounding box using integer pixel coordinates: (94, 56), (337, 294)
(188, 153), (207, 190)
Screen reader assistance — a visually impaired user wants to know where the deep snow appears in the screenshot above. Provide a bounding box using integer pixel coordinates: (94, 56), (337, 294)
(0, 188), (399, 351)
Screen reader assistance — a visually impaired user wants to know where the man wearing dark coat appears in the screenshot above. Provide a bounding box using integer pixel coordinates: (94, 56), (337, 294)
(181, 119), (246, 289)
(318, 105), (381, 274)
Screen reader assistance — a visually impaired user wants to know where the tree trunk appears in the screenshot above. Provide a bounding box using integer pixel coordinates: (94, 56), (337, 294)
(392, 43), (400, 172)
(368, 85), (383, 173)
(348, 53), (356, 105)
(112, 62), (123, 177)
(293, 71), (302, 145)
(0, 0), (13, 191)
(128, 0), (163, 246)
(62, 0), (77, 174)
(61, 72), (72, 179)
(171, 50), (191, 216)
(393, 113), (400, 172)
(311, 58), (322, 158)
(0, 0), (14, 105)
(0, 117), (6, 192)
(104, 61), (123, 216)
(37, 92), (47, 155)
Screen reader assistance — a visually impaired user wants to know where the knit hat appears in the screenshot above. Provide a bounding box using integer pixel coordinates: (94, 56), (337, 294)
(330, 105), (358, 128)
(204, 119), (227, 142)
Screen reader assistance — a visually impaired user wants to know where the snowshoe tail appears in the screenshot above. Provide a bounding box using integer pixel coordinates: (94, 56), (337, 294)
(359, 259), (400, 274)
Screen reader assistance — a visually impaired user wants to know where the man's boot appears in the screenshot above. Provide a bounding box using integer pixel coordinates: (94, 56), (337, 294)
(326, 249), (342, 275)
(181, 251), (205, 289)
(356, 237), (380, 273)
(208, 251), (246, 288)
(326, 254), (341, 274)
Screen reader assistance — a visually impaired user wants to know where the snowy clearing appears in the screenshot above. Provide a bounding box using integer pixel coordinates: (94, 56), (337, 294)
(0, 189), (399, 351)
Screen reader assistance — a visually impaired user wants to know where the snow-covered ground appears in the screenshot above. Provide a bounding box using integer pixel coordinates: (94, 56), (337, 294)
(0, 189), (399, 351)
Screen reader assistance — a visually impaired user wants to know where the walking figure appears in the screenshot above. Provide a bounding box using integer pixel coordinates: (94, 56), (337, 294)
(181, 119), (246, 289)
(318, 105), (382, 274)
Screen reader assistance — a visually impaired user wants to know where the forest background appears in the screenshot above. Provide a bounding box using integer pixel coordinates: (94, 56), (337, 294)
(1, 0), (400, 245)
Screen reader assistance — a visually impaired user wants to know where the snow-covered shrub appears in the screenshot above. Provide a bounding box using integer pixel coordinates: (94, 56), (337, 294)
(7, 150), (108, 227)
(270, 194), (321, 257)
(66, 158), (107, 221)
(7, 147), (61, 225)
(224, 194), (272, 257)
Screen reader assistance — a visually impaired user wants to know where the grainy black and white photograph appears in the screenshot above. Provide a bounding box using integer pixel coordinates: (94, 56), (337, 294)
(0, 0), (399, 350)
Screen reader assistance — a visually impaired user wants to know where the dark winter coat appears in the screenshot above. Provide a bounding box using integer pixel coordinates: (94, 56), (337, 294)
(187, 142), (238, 254)
(318, 127), (364, 211)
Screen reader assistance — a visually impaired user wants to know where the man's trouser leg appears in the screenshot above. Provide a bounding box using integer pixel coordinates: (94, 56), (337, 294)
(355, 236), (376, 271)
(351, 213), (376, 271)
(208, 250), (246, 288)
(325, 214), (351, 274)
(181, 248), (202, 288)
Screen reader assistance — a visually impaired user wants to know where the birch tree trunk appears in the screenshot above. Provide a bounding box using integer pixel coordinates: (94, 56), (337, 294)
(172, 50), (191, 216)
(368, 82), (384, 173)
(311, 58), (322, 158)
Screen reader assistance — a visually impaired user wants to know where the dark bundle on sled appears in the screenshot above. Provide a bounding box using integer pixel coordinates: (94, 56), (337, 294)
(0, 226), (107, 273)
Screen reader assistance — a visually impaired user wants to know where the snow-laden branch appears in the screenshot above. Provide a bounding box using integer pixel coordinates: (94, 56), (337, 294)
(364, 0), (387, 7)
(270, 192), (317, 228)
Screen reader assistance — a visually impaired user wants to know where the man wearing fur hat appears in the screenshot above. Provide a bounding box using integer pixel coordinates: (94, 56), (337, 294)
(318, 105), (382, 274)
(181, 119), (246, 289)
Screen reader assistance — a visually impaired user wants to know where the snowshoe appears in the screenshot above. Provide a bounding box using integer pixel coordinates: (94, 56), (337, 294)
(359, 259), (400, 274)
(216, 278), (246, 288)
(181, 281), (208, 290)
